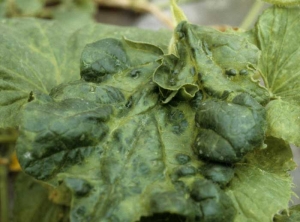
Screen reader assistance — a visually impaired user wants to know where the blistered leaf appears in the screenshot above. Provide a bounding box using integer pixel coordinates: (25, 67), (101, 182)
(154, 21), (269, 104)
(194, 93), (266, 163)
(16, 36), (238, 221)
(15, 17), (292, 222)
(262, 0), (300, 6)
(266, 99), (300, 146)
(13, 172), (70, 222)
(226, 137), (295, 222)
(17, 86), (238, 221)
(0, 18), (171, 128)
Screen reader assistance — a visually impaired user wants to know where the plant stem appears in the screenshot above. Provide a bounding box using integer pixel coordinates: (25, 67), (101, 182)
(0, 164), (9, 222)
(240, 0), (264, 30)
(94, 0), (174, 28)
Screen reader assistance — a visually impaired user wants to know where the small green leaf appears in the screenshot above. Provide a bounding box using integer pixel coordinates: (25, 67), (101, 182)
(266, 99), (300, 147)
(255, 7), (300, 103)
(274, 205), (300, 222)
(170, 0), (188, 25)
(226, 137), (295, 222)
(262, 0), (300, 6)
(255, 6), (300, 145)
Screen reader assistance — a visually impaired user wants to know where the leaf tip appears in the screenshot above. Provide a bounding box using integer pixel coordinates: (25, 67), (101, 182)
(170, 0), (188, 26)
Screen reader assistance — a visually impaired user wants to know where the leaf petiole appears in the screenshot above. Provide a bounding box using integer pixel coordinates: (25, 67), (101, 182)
(240, 0), (265, 30)
(0, 163), (9, 222)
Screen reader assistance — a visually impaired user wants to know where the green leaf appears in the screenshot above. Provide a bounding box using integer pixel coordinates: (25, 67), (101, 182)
(10, 0), (44, 16)
(226, 137), (295, 222)
(0, 18), (171, 128)
(170, 0), (188, 25)
(0, 1), (6, 17)
(255, 6), (300, 145)
(255, 7), (300, 103)
(274, 205), (300, 222)
(13, 172), (70, 222)
(154, 21), (269, 104)
(262, 0), (300, 6)
(2, 0), (95, 23)
(16, 37), (237, 221)
(194, 93), (266, 163)
(266, 99), (300, 146)
(15, 20), (291, 222)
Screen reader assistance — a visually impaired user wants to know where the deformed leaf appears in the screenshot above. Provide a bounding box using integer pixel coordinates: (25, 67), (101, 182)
(194, 93), (266, 163)
(16, 58), (236, 221)
(14, 17), (294, 222)
(80, 38), (163, 84)
(154, 21), (269, 104)
(266, 99), (300, 147)
(0, 18), (171, 128)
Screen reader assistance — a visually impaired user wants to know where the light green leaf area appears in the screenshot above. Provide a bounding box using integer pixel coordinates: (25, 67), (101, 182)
(226, 137), (295, 222)
(2, 0), (95, 22)
(0, 18), (171, 128)
(262, 0), (300, 6)
(266, 99), (300, 147)
(274, 205), (300, 222)
(11, 0), (44, 16)
(50, 0), (95, 28)
(255, 7), (300, 145)
(13, 172), (70, 222)
(154, 21), (269, 104)
(0, 0), (6, 17)
(255, 7), (300, 103)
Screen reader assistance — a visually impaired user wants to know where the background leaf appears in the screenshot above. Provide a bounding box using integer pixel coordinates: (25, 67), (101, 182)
(266, 100), (300, 147)
(226, 137), (295, 222)
(261, 0), (300, 6)
(274, 204), (300, 222)
(255, 6), (300, 145)
(0, 18), (171, 128)
(256, 7), (300, 102)
(13, 172), (70, 222)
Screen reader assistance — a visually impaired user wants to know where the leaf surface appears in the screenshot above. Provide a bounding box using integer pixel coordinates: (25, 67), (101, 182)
(274, 205), (300, 222)
(154, 21), (269, 104)
(15, 19), (293, 222)
(0, 18), (171, 128)
(266, 100), (300, 146)
(256, 7), (300, 103)
(226, 137), (295, 222)
(262, 0), (300, 6)
(13, 172), (70, 222)
(255, 7), (300, 145)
